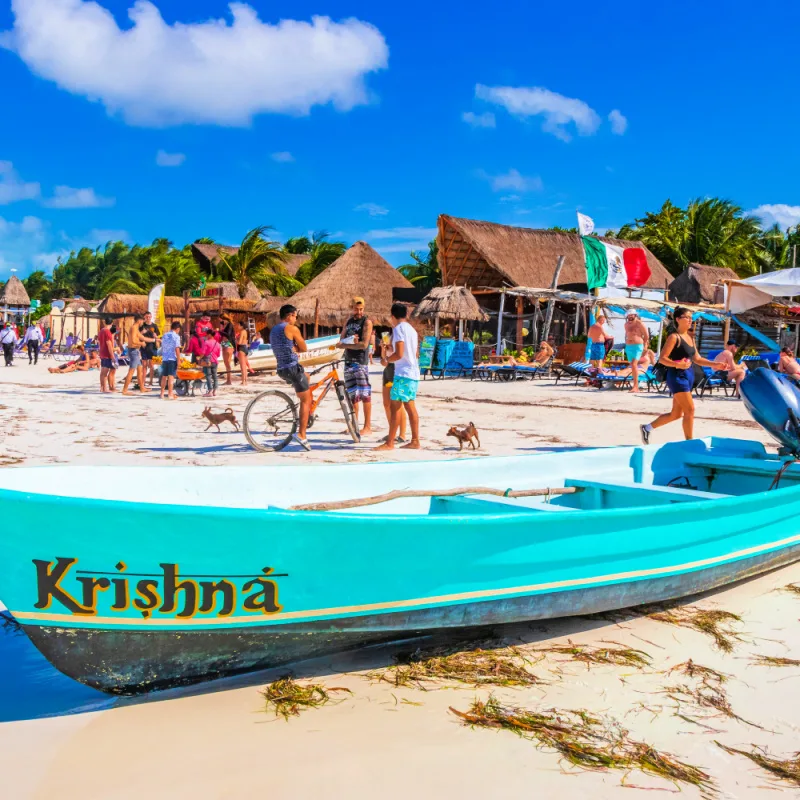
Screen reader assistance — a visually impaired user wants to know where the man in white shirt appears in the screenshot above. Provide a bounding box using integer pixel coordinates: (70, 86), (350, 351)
(23, 321), (43, 365)
(375, 303), (421, 450)
(1, 321), (19, 367)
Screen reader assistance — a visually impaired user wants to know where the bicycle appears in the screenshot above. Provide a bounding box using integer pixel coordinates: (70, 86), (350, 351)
(243, 360), (361, 452)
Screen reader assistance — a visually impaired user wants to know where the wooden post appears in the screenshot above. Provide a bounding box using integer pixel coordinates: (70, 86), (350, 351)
(458, 319), (464, 341)
(313, 298), (320, 339)
(434, 318), (440, 338)
(183, 291), (190, 346)
(515, 296), (524, 349)
(573, 309), (580, 335)
(496, 290), (506, 353)
(542, 255), (566, 343)
(722, 281), (732, 343)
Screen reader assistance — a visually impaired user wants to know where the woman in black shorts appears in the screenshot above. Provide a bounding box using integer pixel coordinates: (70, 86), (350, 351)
(640, 307), (726, 444)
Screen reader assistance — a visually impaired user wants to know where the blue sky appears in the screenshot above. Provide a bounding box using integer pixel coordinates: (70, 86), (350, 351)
(1, 0), (799, 279)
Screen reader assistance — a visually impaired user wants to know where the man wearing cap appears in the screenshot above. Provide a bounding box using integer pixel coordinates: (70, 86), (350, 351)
(339, 297), (373, 435)
(716, 340), (747, 396)
(624, 311), (650, 393)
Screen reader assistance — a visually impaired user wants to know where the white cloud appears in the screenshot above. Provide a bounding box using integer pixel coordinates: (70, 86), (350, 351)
(499, 194), (522, 203)
(0, 0), (389, 127)
(478, 168), (543, 193)
(608, 109), (627, 135)
(354, 202), (389, 217)
(0, 215), (50, 277)
(0, 161), (41, 204)
(365, 227), (437, 240)
(462, 111), (495, 129)
(749, 204), (800, 230)
(375, 241), (431, 254)
(156, 149), (185, 167)
(475, 84), (601, 142)
(43, 186), (115, 209)
(270, 151), (295, 163)
(83, 228), (130, 244)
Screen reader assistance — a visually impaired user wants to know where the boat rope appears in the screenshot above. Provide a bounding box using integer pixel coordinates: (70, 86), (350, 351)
(290, 486), (583, 512)
(769, 459), (800, 491)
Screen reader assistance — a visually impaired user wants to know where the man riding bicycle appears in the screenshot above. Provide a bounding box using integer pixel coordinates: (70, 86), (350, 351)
(270, 304), (311, 450)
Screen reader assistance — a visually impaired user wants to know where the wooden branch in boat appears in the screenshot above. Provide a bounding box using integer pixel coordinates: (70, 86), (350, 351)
(290, 486), (582, 512)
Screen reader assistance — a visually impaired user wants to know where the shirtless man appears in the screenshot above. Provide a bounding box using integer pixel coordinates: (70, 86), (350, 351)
(779, 346), (800, 380)
(715, 340), (746, 395)
(624, 311), (650, 393)
(532, 339), (554, 366)
(587, 314), (608, 369)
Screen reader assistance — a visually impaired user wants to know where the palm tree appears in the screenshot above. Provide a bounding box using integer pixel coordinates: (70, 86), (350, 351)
(294, 231), (346, 284)
(617, 198), (765, 277)
(22, 270), (53, 302)
(218, 226), (301, 298)
(284, 236), (312, 254)
(398, 239), (440, 292)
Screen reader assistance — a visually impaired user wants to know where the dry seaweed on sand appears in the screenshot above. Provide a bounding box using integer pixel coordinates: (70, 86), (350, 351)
(750, 655), (800, 667)
(370, 643), (544, 689)
(451, 695), (716, 797)
(261, 676), (352, 720)
(781, 583), (800, 597)
(536, 640), (652, 670)
(663, 660), (762, 729)
(645, 605), (743, 652)
(716, 742), (800, 787)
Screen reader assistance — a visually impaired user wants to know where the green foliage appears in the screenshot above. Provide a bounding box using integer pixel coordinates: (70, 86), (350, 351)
(22, 270), (53, 303)
(606, 349), (624, 360)
(216, 226), (301, 298)
(31, 303), (51, 322)
(569, 333), (588, 343)
(472, 330), (493, 344)
(294, 231), (346, 285)
(284, 236), (312, 254)
(616, 198), (767, 277)
(649, 334), (660, 352)
(399, 239), (440, 293)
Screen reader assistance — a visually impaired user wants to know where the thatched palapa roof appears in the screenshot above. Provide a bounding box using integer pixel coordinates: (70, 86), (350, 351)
(191, 242), (307, 279)
(96, 293), (257, 317)
(0, 275), (30, 307)
(438, 215), (673, 291)
(63, 298), (94, 313)
(273, 241), (414, 326)
(252, 296), (286, 315)
(412, 286), (489, 321)
(204, 281), (263, 301)
(669, 263), (738, 305)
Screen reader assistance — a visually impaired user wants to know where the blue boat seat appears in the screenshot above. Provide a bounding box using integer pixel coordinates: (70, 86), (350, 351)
(563, 478), (729, 510)
(683, 453), (800, 479)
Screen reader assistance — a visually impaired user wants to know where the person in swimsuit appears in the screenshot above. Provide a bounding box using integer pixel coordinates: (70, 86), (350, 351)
(218, 314), (236, 385)
(587, 314), (608, 369)
(640, 307), (726, 443)
(339, 297), (373, 435)
(779, 346), (800, 380)
(624, 311), (650, 393)
(380, 361), (407, 444)
(235, 320), (250, 386)
(48, 345), (99, 373)
(270, 304), (311, 450)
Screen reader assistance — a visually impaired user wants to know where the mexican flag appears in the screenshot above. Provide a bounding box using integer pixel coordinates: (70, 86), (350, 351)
(582, 236), (650, 290)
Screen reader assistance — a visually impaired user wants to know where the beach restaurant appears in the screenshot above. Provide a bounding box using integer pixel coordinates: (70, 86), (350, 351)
(0, 275), (31, 323)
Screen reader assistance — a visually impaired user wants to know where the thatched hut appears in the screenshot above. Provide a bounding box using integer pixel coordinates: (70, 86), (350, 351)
(203, 281), (263, 301)
(412, 286), (489, 321)
(669, 264), (738, 305)
(191, 242), (308, 278)
(271, 241), (414, 328)
(437, 215), (672, 291)
(0, 275), (30, 320)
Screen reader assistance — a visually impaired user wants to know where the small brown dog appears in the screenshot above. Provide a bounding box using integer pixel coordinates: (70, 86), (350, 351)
(447, 422), (480, 450)
(202, 406), (240, 432)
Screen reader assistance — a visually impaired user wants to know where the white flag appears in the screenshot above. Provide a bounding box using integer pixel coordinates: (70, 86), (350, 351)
(148, 283), (165, 319)
(577, 212), (595, 236)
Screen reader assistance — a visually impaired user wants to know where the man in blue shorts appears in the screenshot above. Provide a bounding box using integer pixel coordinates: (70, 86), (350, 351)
(375, 303), (420, 451)
(160, 321), (182, 400)
(587, 313), (609, 369)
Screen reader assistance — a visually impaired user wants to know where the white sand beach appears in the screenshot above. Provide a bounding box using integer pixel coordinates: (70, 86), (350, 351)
(2, 362), (799, 799)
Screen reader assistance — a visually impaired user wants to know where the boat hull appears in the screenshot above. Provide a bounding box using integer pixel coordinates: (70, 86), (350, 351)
(20, 540), (800, 694)
(5, 439), (800, 694)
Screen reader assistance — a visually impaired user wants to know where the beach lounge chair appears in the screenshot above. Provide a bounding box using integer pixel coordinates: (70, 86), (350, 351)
(553, 361), (592, 385)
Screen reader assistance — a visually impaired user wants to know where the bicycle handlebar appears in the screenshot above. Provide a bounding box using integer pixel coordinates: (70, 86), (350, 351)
(307, 359), (343, 377)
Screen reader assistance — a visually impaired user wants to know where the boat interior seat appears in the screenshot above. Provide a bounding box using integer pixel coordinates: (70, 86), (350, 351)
(563, 478), (729, 510)
(428, 495), (577, 515)
(682, 454), (800, 479)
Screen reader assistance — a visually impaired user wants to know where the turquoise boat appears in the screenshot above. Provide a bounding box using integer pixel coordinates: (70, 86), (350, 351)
(2, 429), (800, 694)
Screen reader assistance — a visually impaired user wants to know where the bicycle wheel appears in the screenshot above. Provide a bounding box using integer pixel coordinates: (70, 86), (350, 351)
(335, 381), (361, 443)
(243, 390), (298, 452)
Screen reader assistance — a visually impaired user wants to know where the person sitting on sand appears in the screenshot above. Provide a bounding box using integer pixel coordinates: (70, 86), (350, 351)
(48, 345), (99, 373)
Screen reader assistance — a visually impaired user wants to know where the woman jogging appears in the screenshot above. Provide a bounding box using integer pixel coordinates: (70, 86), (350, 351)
(640, 307), (725, 444)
